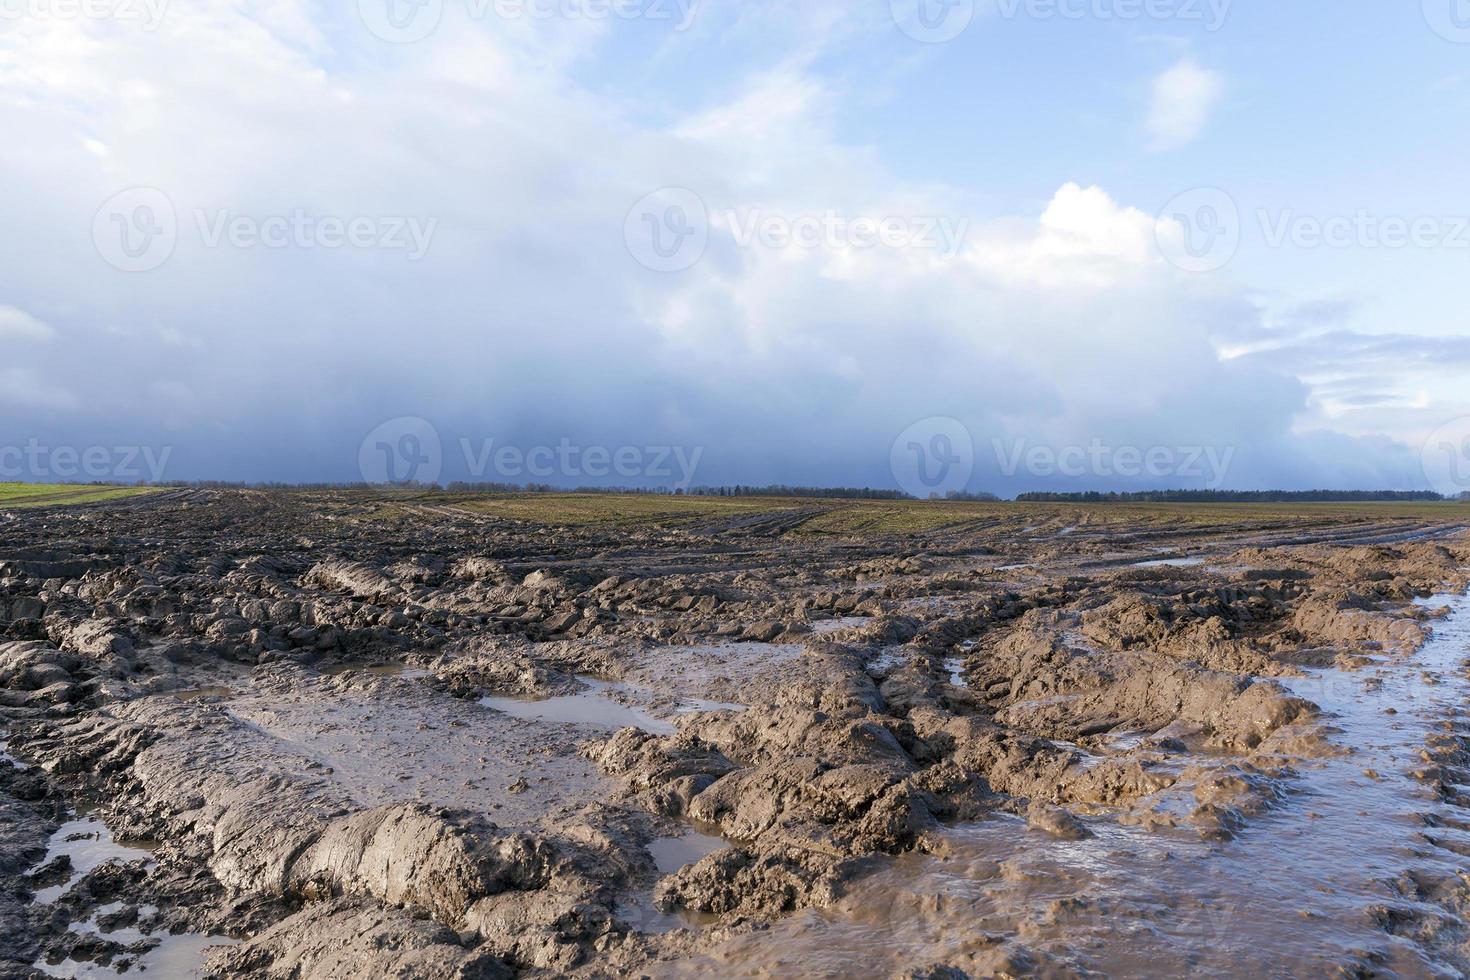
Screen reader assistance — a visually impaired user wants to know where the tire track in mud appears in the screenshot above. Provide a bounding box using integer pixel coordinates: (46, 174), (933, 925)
(3, 491), (1470, 978)
(657, 587), (1470, 978)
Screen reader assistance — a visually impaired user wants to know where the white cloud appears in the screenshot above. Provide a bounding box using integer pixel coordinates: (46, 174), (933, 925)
(0, 8), (1448, 491)
(961, 182), (1161, 289)
(1146, 58), (1225, 151)
(0, 306), (57, 341)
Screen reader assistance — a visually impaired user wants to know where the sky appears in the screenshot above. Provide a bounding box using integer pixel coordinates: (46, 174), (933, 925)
(2, 0), (1469, 496)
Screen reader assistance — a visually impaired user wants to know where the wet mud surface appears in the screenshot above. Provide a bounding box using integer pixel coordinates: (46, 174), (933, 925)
(2, 489), (1469, 977)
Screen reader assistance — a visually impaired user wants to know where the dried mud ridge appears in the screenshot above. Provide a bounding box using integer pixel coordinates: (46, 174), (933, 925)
(1, 490), (1469, 977)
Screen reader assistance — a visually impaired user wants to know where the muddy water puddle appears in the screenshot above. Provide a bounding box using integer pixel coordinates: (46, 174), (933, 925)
(867, 647), (908, 674)
(172, 686), (234, 702)
(668, 591), (1470, 977)
(24, 813), (234, 979)
(619, 831), (731, 936)
(482, 672), (755, 734)
(673, 696), (747, 716)
(1, 733), (26, 769)
(35, 928), (236, 979)
(489, 641), (804, 733)
(29, 815), (157, 905)
(617, 895), (723, 935)
(481, 678), (678, 735)
(1133, 556), (1208, 569)
(649, 830), (727, 875)
(320, 662), (431, 680)
(809, 617), (874, 635)
(66, 902), (153, 945)
(943, 656), (968, 688)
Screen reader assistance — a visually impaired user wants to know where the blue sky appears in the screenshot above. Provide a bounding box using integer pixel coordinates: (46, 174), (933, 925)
(2, 0), (1468, 495)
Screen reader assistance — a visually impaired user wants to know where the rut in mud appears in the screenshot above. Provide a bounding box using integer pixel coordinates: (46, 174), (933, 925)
(1, 488), (1469, 978)
(665, 591), (1470, 978)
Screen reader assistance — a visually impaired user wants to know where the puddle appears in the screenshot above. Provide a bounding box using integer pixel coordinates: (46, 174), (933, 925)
(867, 647), (909, 674)
(1, 734), (27, 769)
(592, 642), (804, 720)
(35, 928), (237, 979)
(942, 656), (968, 688)
(658, 641), (806, 665)
(1133, 556), (1207, 569)
(673, 696), (747, 716)
(669, 589), (1470, 977)
(173, 686), (233, 702)
(620, 828), (731, 937)
(810, 617), (874, 635)
(481, 677), (676, 735)
(66, 902), (150, 945)
(29, 816), (157, 905)
(648, 831), (727, 875)
(1095, 729), (1149, 753)
(320, 662), (431, 680)
(616, 894), (724, 935)
(898, 596), (965, 615)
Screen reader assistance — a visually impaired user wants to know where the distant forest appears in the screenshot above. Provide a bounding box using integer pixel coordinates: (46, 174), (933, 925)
(1015, 490), (1451, 503)
(684, 486), (1001, 501)
(145, 482), (1466, 502)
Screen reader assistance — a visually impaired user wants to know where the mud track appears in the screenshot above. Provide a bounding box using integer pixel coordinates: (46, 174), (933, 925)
(2, 490), (1469, 978)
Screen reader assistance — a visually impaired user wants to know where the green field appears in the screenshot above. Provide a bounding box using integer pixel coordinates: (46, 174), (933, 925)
(370, 489), (1470, 535)
(450, 492), (802, 526)
(0, 483), (160, 509)
(9, 482), (1466, 531)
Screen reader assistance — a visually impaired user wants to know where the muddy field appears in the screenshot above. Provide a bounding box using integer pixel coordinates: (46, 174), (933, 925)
(3, 489), (1470, 978)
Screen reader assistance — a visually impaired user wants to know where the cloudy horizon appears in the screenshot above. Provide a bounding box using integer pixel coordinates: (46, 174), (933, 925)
(3, 1), (1470, 497)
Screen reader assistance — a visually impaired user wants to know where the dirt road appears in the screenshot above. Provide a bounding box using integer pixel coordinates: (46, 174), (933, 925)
(3, 490), (1469, 977)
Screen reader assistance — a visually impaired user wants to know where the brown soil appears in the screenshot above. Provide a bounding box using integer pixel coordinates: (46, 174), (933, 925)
(2, 489), (1468, 978)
